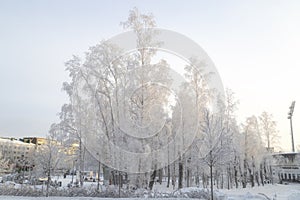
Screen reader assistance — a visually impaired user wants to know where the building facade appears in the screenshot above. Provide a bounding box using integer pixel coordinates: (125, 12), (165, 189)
(273, 152), (300, 183)
(0, 137), (35, 163)
(0, 137), (35, 173)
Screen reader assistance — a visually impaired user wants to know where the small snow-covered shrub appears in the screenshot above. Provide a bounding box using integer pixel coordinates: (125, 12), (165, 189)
(173, 187), (210, 199)
(0, 184), (43, 196)
(172, 187), (227, 199)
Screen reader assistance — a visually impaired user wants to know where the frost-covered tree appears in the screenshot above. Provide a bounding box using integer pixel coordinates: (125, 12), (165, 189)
(259, 111), (279, 151)
(198, 109), (233, 200)
(240, 116), (265, 188)
(171, 84), (198, 189)
(49, 7), (280, 195)
(258, 111), (279, 185)
(121, 8), (172, 188)
(221, 89), (240, 189)
(63, 56), (87, 187)
(56, 8), (173, 189)
(33, 127), (67, 197)
(173, 56), (213, 189)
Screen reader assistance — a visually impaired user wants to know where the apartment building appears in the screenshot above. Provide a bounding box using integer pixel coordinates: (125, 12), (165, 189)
(0, 137), (35, 174)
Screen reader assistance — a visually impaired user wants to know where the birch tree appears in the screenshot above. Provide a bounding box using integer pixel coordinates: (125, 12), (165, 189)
(64, 56), (90, 187)
(240, 116), (265, 188)
(198, 109), (232, 200)
(33, 126), (67, 197)
(222, 89), (240, 189)
(57, 8), (175, 189)
(176, 56), (213, 189)
(259, 111), (279, 151)
(121, 8), (174, 188)
(259, 111), (279, 185)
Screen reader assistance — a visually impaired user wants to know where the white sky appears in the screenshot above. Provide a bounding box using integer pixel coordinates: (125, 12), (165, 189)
(0, 0), (299, 151)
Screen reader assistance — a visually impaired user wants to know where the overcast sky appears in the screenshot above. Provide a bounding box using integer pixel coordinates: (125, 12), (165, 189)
(0, 0), (299, 151)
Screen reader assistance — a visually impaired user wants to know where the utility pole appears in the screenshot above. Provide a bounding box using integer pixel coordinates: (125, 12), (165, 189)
(288, 101), (296, 152)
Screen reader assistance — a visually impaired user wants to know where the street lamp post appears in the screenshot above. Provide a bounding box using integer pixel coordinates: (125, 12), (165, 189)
(288, 101), (296, 152)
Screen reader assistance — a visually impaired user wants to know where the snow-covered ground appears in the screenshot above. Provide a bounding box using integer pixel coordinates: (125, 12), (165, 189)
(150, 180), (300, 199)
(220, 183), (300, 200)
(1, 176), (300, 199)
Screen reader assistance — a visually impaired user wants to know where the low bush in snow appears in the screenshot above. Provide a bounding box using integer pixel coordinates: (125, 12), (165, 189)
(172, 187), (227, 200)
(0, 184), (231, 199)
(0, 184), (43, 196)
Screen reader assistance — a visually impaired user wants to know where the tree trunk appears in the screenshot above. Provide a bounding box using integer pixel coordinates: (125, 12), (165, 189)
(112, 171), (116, 185)
(120, 173), (123, 187)
(149, 168), (157, 190)
(252, 156), (259, 187)
(248, 167), (254, 187)
(243, 159), (247, 188)
(221, 170), (224, 189)
(46, 148), (52, 197)
(172, 162), (176, 189)
(202, 172), (206, 188)
(234, 165), (238, 188)
(210, 165), (213, 200)
(255, 171), (260, 186)
(186, 168), (190, 187)
(215, 170), (219, 189)
(196, 166), (200, 187)
(178, 160), (183, 189)
(158, 168), (163, 184)
(227, 166), (231, 189)
(167, 165), (170, 188)
(264, 161), (267, 180)
(46, 168), (50, 197)
(260, 163), (264, 186)
(79, 138), (84, 187)
(269, 165), (273, 184)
